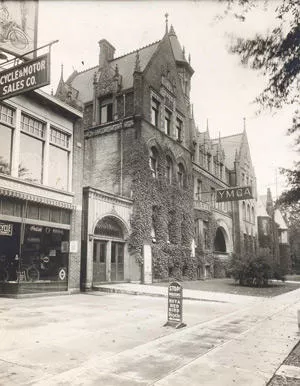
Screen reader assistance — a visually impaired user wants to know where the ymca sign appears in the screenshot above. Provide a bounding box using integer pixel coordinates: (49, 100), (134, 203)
(0, 53), (50, 100)
(216, 186), (253, 202)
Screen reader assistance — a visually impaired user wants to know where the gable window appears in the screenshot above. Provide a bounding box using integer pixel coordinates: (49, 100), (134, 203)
(149, 147), (158, 178)
(166, 156), (173, 184)
(151, 98), (160, 127)
(100, 101), (113, 124)
(164, 109), (172, 136)
(177, 163), (185, 188)
(176, 117), (183, 142)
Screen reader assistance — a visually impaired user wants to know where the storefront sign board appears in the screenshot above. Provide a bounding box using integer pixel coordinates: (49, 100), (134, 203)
(216, 186), (253, 202)
(69, 240), (78, 253)
(164, 281), (186, 329)
(0, 222), (13, 236)
(0, 53), (50, 100)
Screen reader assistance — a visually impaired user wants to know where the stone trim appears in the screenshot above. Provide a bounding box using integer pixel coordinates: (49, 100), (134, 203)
(84, 187), (133, 208)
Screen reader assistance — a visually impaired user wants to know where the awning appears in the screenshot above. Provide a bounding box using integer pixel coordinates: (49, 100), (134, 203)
(0, 187), (75, 210)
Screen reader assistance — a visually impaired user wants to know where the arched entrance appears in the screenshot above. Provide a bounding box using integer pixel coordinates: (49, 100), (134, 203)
(93, 216), (126, 283)
(214, 227), (227, 253)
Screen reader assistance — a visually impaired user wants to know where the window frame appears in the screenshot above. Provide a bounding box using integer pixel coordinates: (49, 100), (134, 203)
(151, 97), (160, 128)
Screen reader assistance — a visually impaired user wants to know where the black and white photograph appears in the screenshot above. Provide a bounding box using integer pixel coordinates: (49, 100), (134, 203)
(0, 0), (299, 385)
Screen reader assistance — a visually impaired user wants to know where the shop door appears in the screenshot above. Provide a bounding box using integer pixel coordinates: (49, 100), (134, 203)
(111, 242), (124, 281)
(93, 241), (106, 282)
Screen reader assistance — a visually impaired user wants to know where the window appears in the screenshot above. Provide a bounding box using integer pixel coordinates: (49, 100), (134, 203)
(0, 104), (14, 176)
(176, 117), (183, 142)
(207, 153), (211, 172)
(151, 98), (160, 127)
(177, 163), (185, 188)
(149, 147), (158, 178)
(50, 127), (70, 149)
(49, 127), (70, 191)
(100, 101), (113, 124)
(21, 114), (45, 138)
(166, 156), (173, 184)
(19, 132), (43, 183)
(164, 109), (172, 136)
(195, 179), (202, 200)
(203, 221), (209, 249)
(242, 201), (246, 220)
(247, 204), (251, 222)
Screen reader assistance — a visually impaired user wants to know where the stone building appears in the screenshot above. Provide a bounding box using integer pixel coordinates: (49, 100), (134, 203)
(0, 89), (83, 296)
(56, 22), (258, 287)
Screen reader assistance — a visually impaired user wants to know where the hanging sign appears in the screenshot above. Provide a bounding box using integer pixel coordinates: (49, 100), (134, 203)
(216, 186), (253, 202)
(0, 53), (50, 100)
(164, 281), (186, 329)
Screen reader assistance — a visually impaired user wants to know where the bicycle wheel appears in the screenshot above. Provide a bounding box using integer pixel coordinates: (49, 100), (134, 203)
(8, 28), (28, 49)
(0, 268), (9, 282)
(26, 266), (40, 281)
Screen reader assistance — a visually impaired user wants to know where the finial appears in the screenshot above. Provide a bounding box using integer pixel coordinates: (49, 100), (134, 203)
(60, 63), (64, 80)
(169, 24), (176, 36)
(165, 12), (169, 34)
(188, 53), (191, 64)
(182, 46), (186, 59)
(243, 117), (246, 132)
(115, 64), (119, 77)
(134, 50), (141, 72)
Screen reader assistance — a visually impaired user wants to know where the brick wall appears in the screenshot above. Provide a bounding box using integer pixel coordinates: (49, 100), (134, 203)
(68, 117), (84, 292)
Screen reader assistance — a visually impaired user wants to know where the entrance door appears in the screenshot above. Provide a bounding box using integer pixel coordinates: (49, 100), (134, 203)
(111, 242), (124, 281)
(93, 241), (106, 283)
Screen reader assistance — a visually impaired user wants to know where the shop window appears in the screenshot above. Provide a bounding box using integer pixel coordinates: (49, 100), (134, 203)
(166, 156), (173, 184)
(151, 97), (160, 127)
(40, 206), (50, 222)
(164, 109), (172, 136)
(61, 209), (71, 225)
(100, 100), (113, 124)
(50, 207), (61, 223)
(1, 198), (14, 216)
(177, 163), (185, 188)
(19, 132), (43, 184)
(49, 145), (69, 190)
(176, 117), (183, 142)
(28, 203), (39, 220)
(149, 147), (158, 178)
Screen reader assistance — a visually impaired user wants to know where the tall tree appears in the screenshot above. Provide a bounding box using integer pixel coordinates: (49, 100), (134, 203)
(222, 0), (300, 204)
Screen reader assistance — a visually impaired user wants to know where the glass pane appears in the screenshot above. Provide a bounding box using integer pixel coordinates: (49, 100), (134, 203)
(0, 124), (12, 175)
(19, 133), (43, 184)
(40, 206), (50, 221)
(111, 243), (116, 263)
(27, 204), (39, 219)
(50, 208), (61, 223)
(61, 209), (71, 224)
(48, 145), (69, 190)
(94, 216), (123, 238)
(100, 242), (106, 263)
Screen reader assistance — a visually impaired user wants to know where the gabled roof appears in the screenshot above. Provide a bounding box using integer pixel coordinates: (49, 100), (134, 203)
(274, 209), (288, 230)
(212, 133), (243, 170)
(66, 41), (160, 104)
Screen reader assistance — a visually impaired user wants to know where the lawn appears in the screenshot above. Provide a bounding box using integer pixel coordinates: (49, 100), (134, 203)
(152, 278), (300, 297)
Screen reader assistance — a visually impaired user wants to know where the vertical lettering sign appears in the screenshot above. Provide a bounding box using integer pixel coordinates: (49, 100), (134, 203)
(164, 281), (186, 329)
(0, 53), (50, 100)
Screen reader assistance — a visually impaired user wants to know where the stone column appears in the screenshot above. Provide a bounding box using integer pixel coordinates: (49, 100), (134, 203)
(143, 244), (152, 284)
(106, 240), (112, 281)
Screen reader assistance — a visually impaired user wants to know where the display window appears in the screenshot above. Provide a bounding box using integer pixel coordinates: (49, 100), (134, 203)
(0, 221), (20, 281)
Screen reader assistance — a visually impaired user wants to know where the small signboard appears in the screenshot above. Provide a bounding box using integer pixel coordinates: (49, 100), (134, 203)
(164, 281), (186, 329)
(0, 222), (13, 236)
(216, 186), (253, 202)
(0, 53), (50, 100)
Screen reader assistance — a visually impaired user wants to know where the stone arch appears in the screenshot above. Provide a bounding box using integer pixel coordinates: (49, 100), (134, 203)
(92, 213), (130, 240)
(213, 219), (233, 253)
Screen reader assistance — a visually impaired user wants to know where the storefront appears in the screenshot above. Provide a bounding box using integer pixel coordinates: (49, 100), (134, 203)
(0, 194), (72, 295)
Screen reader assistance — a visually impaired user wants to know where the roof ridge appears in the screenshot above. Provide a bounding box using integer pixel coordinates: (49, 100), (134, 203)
(216, 132), (243, 140)
(74, 64), (98, 76)
(111, 39), (161, 62)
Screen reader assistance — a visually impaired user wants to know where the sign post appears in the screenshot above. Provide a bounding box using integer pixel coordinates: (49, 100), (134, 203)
(164, 281), (186, 329)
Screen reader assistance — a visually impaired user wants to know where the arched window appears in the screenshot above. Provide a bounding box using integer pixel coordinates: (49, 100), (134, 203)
(242, 201), (246, 220)
(149, 147), (158, 178)
(94, 216), (124, 239)
(166, 156), (173, 184)
(177, 163), (185, 188)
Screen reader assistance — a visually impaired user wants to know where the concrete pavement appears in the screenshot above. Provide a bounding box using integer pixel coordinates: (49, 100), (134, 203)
(0, 283), (299, 385)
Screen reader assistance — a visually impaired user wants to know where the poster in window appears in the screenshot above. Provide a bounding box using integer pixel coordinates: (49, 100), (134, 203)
(61, 241), (69, 253)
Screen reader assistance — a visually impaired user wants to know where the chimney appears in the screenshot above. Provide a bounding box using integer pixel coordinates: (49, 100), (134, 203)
(98, 39), (115, 67)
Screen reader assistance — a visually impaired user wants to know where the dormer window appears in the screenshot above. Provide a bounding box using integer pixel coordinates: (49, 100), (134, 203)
(151, 98), (160, 127)
(176, 117), (183, 142)
(100, 99), (113, 124)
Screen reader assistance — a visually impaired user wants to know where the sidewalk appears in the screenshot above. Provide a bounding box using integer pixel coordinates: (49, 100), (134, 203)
(1, 283), (300, 385)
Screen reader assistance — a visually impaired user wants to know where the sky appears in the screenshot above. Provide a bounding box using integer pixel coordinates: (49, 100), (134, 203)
(36, 0), (297, 197)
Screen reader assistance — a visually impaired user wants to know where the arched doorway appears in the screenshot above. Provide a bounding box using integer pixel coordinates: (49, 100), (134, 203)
(214, 227), (227, 253)
(93, 216), (126, 283)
